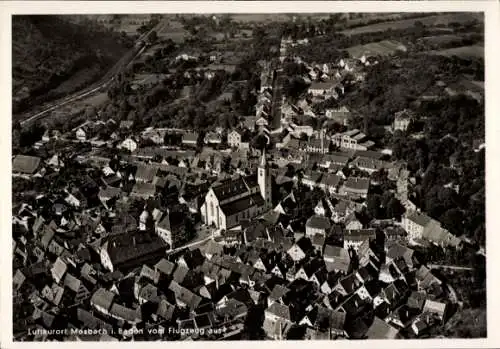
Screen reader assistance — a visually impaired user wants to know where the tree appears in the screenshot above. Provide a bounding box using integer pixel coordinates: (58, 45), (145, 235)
(147, 30), (158, 44)
(366, 194), (382, 219)
(387, 197), (405, 220)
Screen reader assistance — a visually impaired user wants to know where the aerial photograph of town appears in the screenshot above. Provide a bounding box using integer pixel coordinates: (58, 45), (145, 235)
(11, 11), (486, 341)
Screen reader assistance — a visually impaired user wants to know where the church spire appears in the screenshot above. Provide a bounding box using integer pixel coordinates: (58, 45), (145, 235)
(260, 149), (267, 168)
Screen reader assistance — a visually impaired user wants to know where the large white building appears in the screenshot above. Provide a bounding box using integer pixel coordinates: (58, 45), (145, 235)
(331, 129), (375, 151)
(201, 152), (272, 230)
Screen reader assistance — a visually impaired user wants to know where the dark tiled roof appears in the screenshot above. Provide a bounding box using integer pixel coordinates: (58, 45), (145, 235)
(366, 317), (399, 339)
(77, 308), (113, 331)
(91, 288), (115, 312)
(266, 302), (291, 321)
(407, 212), (432, 227)
(131, 182), (156, 197)
(306, 215), (331, 230)
(220, 193), (265, 217)
(212, 177), (249, 201)
(110, 303), (142, 323)
(168, 280), (202, 311)
(344, 229), (376, 241)
(321, 173), (342, 187)
(343, 177), (370, 191)
(104, 232), (166, 266)
(135, 164), (158, 182)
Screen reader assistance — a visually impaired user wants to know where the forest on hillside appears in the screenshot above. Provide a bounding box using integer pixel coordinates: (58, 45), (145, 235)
(12, 15), (134, 114)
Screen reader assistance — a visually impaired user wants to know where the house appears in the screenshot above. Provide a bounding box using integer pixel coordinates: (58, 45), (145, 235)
(135, 164), (158, 183)
(120, 138), (138, 153)
(287, 242), (307, 262)
(306, 215), (331, 237)
(312, 234), (326, 253)
(300, 306), (347, 338)
(200, 153), (272, 230)
(393, 109), (414, 132)
(325, 106), (350, 126)
(99, 232), (167, 272)
(12, 155), (41, 176)
(402, 212), (442, 240)
(182, 132), (199, 147)
(309, 81), (337, 97)
(63, 273), (91, 304)
(98, 186), (121, 208)
(109, 303), (142, 326)
(130, 182), (156, 200)
(119, 120), (134, 129)
(267, 284), (290, 307)
(386, 243), (415, 269)
(50, 257), (68, 284)
(415, 266), (442, 292)
(227, 130), (244, 148)
(314, 197), (333, 217)
(331, 129), (374, 151)
(301, 171), (323, 189)
(263, 302), (293, 340)
(340, 177), (370, 198)
(332, 200), (356, 223)
(345, 213), (363, 231)
(366, 317), (400, 339)
(322, 152), (351, 169)
(76, 128), (87, 141)
(204, 132), (222, 145)
(323, 245), (351, 274)
(422, 299), (448, 323)
(343, 229), (376, 251)
(155, 211), (184, 250)
(91, 288), (115, 315)
(407, 291), (427, 311)
(411, 318), (429, 336)
(351, 156), (389, 174)
(154, 258), (176, 279)
(319, 174), (342, 195)
(168, 280), (202, 311)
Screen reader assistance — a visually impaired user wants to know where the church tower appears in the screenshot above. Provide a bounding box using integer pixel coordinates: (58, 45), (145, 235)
(258, 150), (272, 209)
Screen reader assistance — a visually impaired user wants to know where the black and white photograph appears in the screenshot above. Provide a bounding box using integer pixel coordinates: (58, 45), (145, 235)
(4, 2), (497, 345)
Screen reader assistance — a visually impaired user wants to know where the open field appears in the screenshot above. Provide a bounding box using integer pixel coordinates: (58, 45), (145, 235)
(417, 34), (463, 46)
(346, 40), (407, 59)
(229, 14), (297, 23)
(155, 19), (189, 42)
(340, 13), (483, 36)
(426, 45), (484, 59)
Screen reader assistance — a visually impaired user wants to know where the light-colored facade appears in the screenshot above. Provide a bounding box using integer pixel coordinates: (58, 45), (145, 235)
(228, 130), (242, 148)
(331, 129), (374, 151)
(200, 153), (272, 230)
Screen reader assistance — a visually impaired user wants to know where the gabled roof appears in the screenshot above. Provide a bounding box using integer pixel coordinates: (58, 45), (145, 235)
(343, 177), (370, 191)
(266, 302), (291, 321)
(63, 273), (83, 293)
(366, 317), (400, 339)
(91, 288), (115, 312)
(136, 164), (158, 183)
(306, 215), (331, 230)
(110, 303), (142, 323)
(13, 155), (41, 174)
(221, 193), (265, 217)
(168, 280), (202, 311)
(320, 173), (342, 187)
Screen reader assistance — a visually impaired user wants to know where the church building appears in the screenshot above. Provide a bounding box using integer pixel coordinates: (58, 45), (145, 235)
(201, 152), (272, 230)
